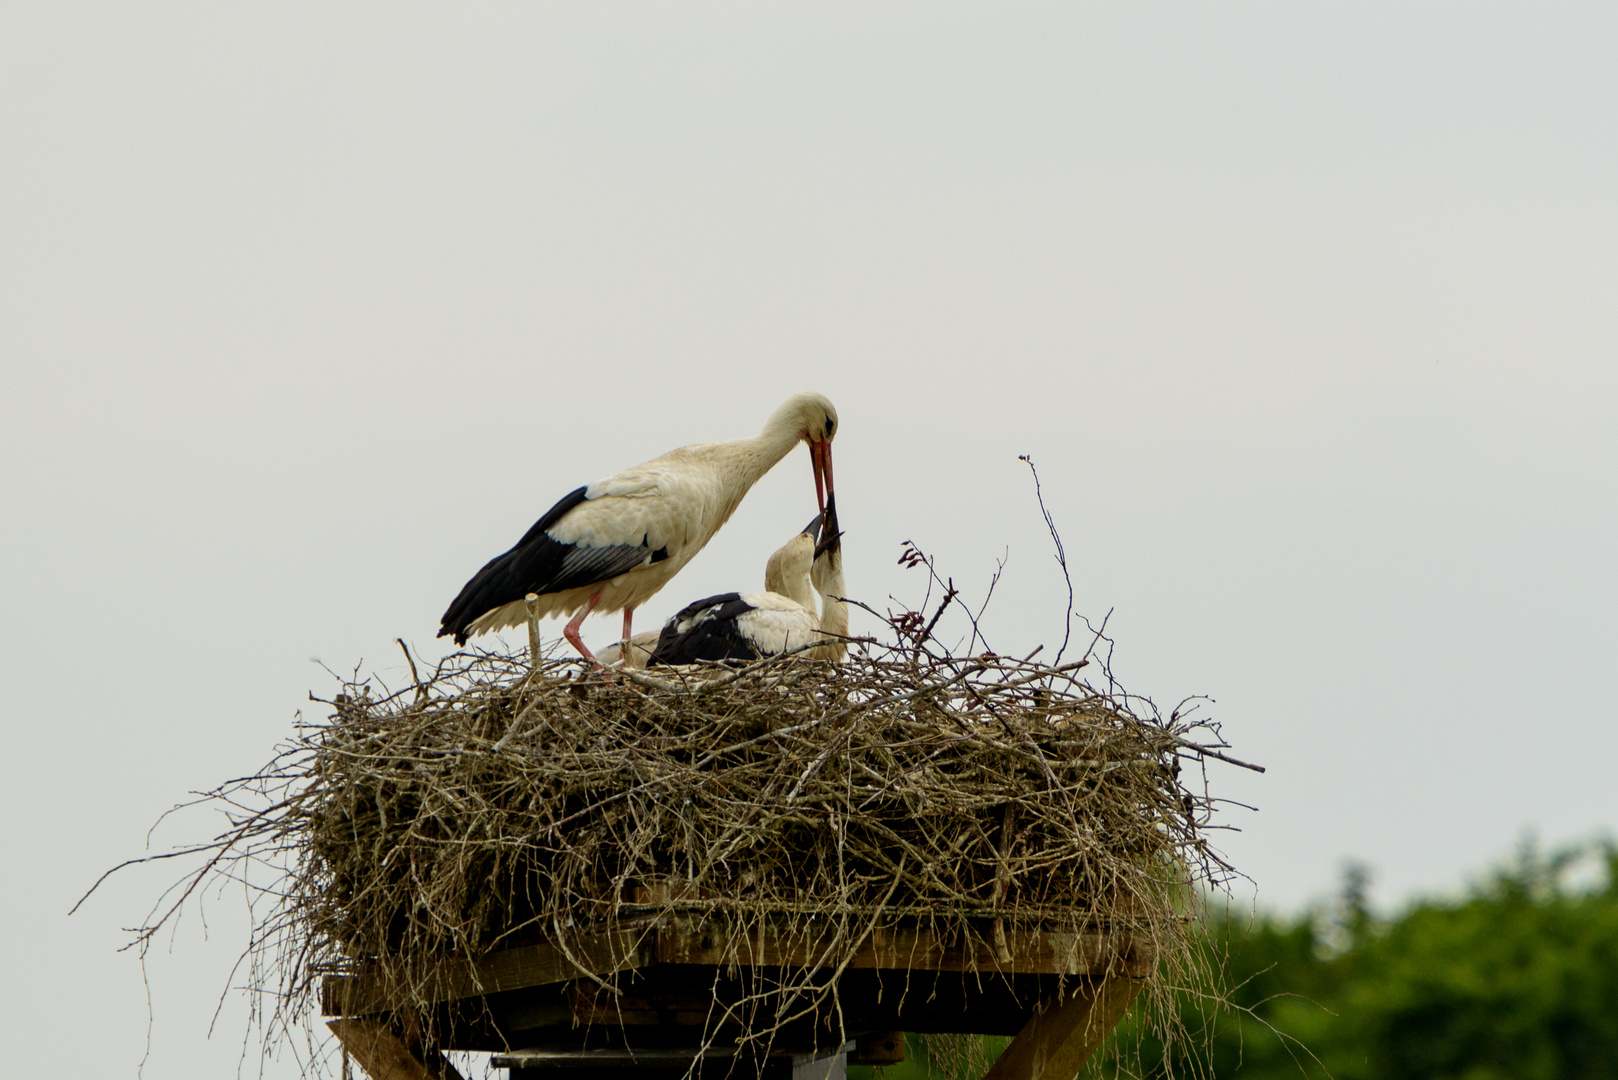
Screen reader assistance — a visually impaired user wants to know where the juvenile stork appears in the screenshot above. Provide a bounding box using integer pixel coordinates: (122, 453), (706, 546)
(647, 514), (826, 665)
(648, 497), (846, 666)
(437, 393), (839, 660)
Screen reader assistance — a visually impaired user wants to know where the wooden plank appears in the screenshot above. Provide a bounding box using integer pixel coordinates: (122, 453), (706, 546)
(325, 922), (1147, 1017)
(494, 1047), (737, 1068)
(490, 987), (571, 1034)
(323, 930), (649, 1016)
(568, 980), (720, 1027)
(979, 977), (1145, 1080)
(654, 922), (1149, 979)
(327, 1019), (467, 1080)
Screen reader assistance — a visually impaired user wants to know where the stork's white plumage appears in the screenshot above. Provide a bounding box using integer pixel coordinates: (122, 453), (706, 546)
(593, 632), (659, 669)
(437, 393), (839, 659)
(648, 500), (847, 666)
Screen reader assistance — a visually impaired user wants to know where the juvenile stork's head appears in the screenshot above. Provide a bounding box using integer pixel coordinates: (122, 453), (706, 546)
(763, 511), (824, 608)
(765, 391), (839, 515)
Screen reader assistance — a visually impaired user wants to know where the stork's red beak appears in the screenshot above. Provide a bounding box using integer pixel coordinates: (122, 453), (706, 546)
(810, 438), (834, 515)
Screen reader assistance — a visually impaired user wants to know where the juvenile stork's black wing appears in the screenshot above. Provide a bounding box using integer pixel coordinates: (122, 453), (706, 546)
(647, 593), (763, 665)
(438, 486), (669, 645)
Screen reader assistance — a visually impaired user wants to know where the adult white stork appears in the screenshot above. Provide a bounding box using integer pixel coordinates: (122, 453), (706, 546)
(647, 498), (846, 666)
(438, 392), (839, 660)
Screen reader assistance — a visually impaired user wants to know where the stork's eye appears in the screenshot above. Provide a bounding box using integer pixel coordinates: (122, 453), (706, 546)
(824, 418), (834, 436)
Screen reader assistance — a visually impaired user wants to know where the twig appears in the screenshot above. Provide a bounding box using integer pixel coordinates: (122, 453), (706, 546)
(397, 639), (427, 704)
(525, 593), (542, 674)
(918, 580), (958, 651)
(1020, 455), (1075, 665)
(1173, 741), (1267, 774)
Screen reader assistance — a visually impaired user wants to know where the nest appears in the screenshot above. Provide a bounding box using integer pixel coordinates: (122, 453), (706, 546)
(101, 593), (1249, 1077)
(155, 614), (1231, 1056)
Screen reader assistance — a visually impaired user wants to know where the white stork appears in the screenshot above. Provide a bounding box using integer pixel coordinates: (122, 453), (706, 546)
(647, 497), (847, 666)
(438, 392), (839, 660)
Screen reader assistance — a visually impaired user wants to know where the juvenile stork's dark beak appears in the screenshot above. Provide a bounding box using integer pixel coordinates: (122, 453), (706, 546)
(801, 511), (824, 541)
(814, 494), (842, 559)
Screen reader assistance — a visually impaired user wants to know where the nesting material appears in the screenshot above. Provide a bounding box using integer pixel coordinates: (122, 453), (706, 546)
(255, 632), (1239, 1044)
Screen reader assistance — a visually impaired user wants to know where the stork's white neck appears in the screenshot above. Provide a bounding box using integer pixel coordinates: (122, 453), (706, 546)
(642, 395), (828, 566)
(813, 556), (848, 638)
(684, 413), (811, 530)
(735, 425), (805, 489)
(774, 565), (818, 611)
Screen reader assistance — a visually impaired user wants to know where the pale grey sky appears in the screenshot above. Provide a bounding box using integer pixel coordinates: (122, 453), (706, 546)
(3, 3), (1616, 1075)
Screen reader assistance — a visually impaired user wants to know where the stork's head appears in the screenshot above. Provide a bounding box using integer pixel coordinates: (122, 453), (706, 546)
(762, 511), (823, 605)
(764, 391), (838, 515)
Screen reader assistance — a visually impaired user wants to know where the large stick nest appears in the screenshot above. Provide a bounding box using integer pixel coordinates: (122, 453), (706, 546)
(282, 619), (1236, 1044)
(318, 647), (1183, 949)
(104, 613), (1247, 1073)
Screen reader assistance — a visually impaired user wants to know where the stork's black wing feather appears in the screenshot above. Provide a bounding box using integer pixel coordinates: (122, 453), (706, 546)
(437, 486), (667, 645)
(666, 592), (749, 630)
(648, 593), (762, 665)
(522, 486), (592, 543)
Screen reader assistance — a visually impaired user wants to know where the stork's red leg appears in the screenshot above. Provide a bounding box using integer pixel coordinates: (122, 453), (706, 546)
(619, 606), (638, 668)
(563, 589), (602, 660)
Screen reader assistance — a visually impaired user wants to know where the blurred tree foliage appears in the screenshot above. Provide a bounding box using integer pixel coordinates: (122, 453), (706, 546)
(1140, 838), (1618, 1080)
(852, 839), (1618, 1080)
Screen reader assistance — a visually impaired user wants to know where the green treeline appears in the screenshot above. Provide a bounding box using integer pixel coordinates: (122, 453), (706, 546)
(853, 840), (1618, 1080)
(1139, 840), (1618, 1079)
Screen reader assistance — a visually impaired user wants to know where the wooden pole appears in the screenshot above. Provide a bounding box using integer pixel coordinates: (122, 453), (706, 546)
(980, 977), (1144, 1080)
(327, 1019), (468, 1080)
(525, 592), (542, 672)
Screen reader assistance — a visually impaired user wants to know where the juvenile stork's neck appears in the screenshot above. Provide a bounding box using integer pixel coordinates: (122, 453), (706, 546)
(817, 564), (848, 637)
(767, 560), (818, 611)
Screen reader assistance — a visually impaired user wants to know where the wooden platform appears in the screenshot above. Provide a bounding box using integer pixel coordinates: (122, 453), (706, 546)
(324, 919), (1150, 1080)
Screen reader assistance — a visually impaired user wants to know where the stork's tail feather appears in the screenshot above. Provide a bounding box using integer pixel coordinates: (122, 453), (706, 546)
(438, 551), (513, 646)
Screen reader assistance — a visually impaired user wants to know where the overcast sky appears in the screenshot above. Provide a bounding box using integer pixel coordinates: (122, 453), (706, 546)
(4, 3), (1616, 1075)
